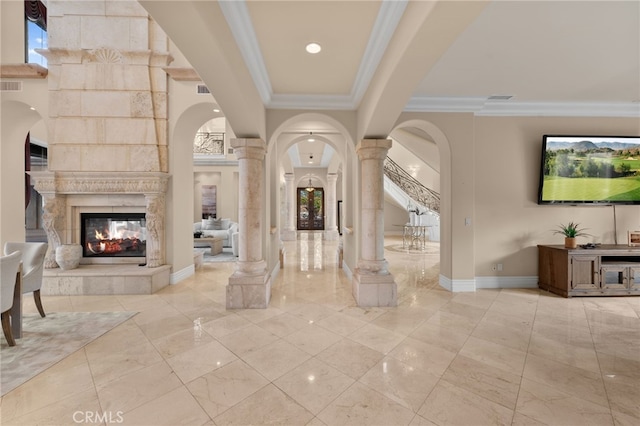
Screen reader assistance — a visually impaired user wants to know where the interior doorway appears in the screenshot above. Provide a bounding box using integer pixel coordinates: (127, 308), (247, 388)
(297, 187), (324, 230)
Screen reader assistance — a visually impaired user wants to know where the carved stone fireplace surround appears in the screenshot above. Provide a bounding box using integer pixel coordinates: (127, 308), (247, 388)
(28, 171), (171, 295)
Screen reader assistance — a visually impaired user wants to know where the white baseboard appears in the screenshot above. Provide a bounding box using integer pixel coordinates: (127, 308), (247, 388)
(171, 264), (195, 285)
(439, 275), (539, 292)
(475, 276), (538, 289)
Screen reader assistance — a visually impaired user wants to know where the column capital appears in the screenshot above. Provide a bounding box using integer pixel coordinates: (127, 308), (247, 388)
(356, 139), (392, 160)
(327, 173), (338, 184)
(231, 138), (267, 160)
(284, 173), (295, 182)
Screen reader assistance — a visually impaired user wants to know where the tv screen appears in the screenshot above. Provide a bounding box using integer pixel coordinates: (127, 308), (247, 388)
(538, 135), (640, 205)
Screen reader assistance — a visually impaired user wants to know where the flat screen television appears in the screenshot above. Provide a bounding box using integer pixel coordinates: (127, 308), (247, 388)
(538, 135), (640, 205)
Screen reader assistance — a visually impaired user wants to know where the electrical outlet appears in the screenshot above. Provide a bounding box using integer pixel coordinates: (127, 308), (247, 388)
(497, 263), (503, 271)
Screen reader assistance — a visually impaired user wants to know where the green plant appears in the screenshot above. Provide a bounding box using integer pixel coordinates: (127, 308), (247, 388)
(553, 222), (589, 238)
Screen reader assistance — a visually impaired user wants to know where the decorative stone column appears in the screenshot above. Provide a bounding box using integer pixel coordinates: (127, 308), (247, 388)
(325, 173), (339, 241)
(281, 173), (297, 241)
(353, 139), (397, 307)
(145, 193), (166, 267)
(227, 138), (271, 308)
(41, 194), (66, 268)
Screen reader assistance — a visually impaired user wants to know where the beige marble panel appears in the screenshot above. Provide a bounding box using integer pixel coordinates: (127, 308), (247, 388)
(318, 381), (414, 426)
(243, 339), (311, 381)
(153, 92), (168, 119)
(121, 386), (210, 426)
(166, 340), (238, 384)
(516, 378), (614, 425)
(96, 362), (182, 414)
(48, 145), (83, 171)
(54, 1), (105, 16)
(284, 324), (342, 356)
(106, 0), (148, 17)
(388, 337), (457, 377)
(213, 384), (314, 425)
(50, 118), (104, 144)
(442, 355), (521, 410)
(105, 118), (157, 144)
(128, 17), (149, 50)
(418, 380), (514, 426)
(359, 356), (439, 411)
(57, 64), (85, 90)
(130, 92), (154, 117)
(316, 338), (384, 380)
(81, 91), (131, 117)
(459, 336), (527, 375)
(49, 90), (82, 117)
(48, 16), (81, 49)
(80, 17), (130, 50)
(255, 312), (310, 337)
(216, 324), (279, 357)
(274, 358), (354, 415)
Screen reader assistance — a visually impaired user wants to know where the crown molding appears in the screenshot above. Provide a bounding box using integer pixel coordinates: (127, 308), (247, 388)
(350, 0), (408, 106)
(406, 96), (640, 117)
(218, 0), (272, 104)
(222, 0), (407, 110)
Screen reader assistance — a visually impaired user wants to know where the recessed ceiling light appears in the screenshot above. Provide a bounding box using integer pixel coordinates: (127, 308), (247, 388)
(29, 106), (36, 111)
(213, 108), (220, 112)
(305, 42), (321, 54)
(307, 132), (315, 142)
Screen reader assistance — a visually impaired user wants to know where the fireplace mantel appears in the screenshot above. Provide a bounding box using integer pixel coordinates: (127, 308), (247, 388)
(28, 171), (170, 195)
(28, 171), (170, 269)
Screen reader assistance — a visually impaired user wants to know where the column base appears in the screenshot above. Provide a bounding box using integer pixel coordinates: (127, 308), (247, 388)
(226, 272), (272, 309)
(352, 270), (397, 307)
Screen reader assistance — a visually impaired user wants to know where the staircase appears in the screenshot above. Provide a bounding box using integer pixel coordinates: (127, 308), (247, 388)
(383, 156), (440, 241)
(383, 157), (440, 213)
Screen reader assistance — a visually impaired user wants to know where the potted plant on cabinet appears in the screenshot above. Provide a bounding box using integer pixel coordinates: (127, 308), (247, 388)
(554, 222), (589, 248)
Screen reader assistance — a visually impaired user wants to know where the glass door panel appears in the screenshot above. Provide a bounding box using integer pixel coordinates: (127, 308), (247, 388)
(297, 187), (324, 230)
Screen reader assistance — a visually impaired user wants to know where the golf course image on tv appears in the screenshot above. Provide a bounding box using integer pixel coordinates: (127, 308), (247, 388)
(538, 135), (640, 204)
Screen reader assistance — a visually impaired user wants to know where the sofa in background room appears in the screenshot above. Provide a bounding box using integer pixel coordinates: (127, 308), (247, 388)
(193, 217), (238, 248)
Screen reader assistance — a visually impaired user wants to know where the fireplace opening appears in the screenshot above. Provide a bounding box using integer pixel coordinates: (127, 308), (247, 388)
(80, 213), (146, 258)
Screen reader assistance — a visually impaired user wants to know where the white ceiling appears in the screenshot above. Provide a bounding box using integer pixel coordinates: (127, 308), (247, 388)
(223, 0), (640, 113)
(144, 1), (640, 169)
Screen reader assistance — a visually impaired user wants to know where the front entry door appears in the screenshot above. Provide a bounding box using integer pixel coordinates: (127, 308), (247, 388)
(297, 187), (324, 230)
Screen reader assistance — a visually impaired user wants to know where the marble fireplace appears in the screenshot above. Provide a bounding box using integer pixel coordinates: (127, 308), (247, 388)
(29, 171), (171, 295)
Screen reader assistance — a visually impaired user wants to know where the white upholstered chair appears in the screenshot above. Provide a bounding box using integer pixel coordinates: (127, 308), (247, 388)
(1, 250), (22, 346)
(4, 242), (48, 317)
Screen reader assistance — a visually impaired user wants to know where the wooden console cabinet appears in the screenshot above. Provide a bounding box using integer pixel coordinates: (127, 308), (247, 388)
(538, 245), (640, 297)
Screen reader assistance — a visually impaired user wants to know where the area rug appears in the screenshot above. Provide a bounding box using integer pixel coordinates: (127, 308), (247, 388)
(0, 311), (136, 396)
(384, 242), (440, 254)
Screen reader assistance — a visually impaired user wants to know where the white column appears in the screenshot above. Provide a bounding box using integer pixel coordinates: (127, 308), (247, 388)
(324, 173), (339, 240)
(281, 173), (297, 241)
(227, 138), (271, 308)
(352, 139), (397, 307)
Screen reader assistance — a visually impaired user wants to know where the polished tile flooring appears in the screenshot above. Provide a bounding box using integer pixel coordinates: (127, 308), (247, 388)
(1, 234), (639, 425)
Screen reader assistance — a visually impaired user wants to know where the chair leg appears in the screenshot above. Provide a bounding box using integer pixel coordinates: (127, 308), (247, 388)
(1, 311), (16, 346)
(33, 290), (46, 318)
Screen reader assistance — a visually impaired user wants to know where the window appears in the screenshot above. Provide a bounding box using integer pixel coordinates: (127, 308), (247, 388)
(25, 0), (47, 67)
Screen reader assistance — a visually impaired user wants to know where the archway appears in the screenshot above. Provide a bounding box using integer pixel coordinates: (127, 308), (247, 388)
(0, 100), (44, 245)
(391, 119), (452, 291)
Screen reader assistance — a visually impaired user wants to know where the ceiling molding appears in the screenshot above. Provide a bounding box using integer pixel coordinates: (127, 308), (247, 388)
(406, 97), (640, 118)
(222, 0), (407, 110)
(350, 0), (408, 107)
(270, 94), (355, 110)
(218, 0), (272, 104)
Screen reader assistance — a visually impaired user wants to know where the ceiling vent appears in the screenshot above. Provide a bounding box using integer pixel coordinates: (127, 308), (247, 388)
(1, 81), (22, 92)
(487, 95), (513, 101)
(197, 85), (210, 94)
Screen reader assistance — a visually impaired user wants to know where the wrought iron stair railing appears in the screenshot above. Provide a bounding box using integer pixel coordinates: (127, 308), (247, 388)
(383, 156), (440, 214)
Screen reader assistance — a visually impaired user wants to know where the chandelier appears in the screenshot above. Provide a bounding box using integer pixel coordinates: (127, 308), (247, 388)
(305, 178), (315, 192)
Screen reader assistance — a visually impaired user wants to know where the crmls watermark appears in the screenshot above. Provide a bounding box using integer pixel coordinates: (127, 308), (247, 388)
(73, 411), (124, 424)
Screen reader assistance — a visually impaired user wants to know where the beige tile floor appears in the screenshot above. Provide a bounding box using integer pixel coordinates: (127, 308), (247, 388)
(1, 233), (639, 425)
